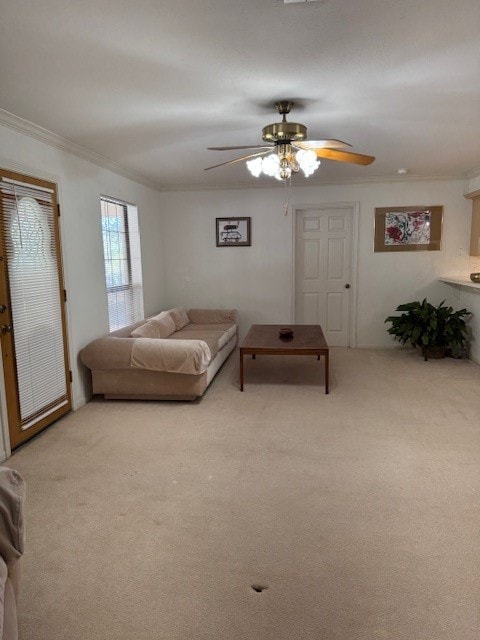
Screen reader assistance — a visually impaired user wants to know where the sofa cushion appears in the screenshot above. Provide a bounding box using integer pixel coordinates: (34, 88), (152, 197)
(169, 308), (190, 331)
(216, 331), (230, 350)
(130, 312), (175, 339)
(131, 338), (211, 374)
(188, 308), (238, 324)
(171, 328), (234, 359)
(226, 325), (237, 341)
(175, 322), (235, 336)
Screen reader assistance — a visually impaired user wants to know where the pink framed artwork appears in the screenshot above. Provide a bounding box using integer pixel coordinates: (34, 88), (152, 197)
(374, 206), (443, 252)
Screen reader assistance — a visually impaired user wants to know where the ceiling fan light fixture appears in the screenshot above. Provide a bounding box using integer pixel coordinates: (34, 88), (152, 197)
(296, 148), (320, 177)
(262, 121), (307, 142)
(246, 157), (263, 177)
(246, 147), (320, 181)
(279, 157), (292, 180)
(261, 153), (280, 177)
(206, 100), (375, 178)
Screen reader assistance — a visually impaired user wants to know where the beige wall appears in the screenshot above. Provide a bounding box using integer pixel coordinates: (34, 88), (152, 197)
(0, 123), (166, 411)
(448, 173), (480, 363)
(158, 178), (472, 347)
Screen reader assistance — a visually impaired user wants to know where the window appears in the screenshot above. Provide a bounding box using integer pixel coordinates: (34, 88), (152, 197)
(100, 197), (144, 331)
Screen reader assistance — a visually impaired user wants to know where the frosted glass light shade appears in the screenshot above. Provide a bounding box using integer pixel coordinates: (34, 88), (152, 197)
(246, 157), (263, 177)
(246, 148), (320, 180)
(262, 154), (280, 176)
(296, 149), (320, 177)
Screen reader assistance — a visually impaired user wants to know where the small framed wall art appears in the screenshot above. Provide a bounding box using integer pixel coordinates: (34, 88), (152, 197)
(374, 205), (443, 252)
(216, 217), (251, 247)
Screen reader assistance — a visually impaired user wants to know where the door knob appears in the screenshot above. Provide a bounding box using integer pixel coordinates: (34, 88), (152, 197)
(1, 325), (12, 334)
(0, 305), (6, 313)
(344, 283), (351, 289)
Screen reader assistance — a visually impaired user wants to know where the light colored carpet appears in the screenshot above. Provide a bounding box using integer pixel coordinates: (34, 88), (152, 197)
(6, 347), (480, 640)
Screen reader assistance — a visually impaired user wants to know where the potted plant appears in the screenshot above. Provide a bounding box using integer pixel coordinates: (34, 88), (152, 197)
(385, 298), (470, 360)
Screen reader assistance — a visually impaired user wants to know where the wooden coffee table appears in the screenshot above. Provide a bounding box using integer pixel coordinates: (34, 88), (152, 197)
(239, 324), (329, 394)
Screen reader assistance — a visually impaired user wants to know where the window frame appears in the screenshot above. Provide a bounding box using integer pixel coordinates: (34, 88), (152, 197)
(100, 195), (144, 331)
(102, 199), (132, 295)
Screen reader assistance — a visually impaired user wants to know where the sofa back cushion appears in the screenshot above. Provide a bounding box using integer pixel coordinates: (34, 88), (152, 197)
(187, 308), (238, 324)
(169, 308), (190, 331)
(131, 312), (176, 339)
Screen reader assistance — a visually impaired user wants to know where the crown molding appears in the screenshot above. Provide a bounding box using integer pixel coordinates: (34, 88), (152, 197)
(156, 173), (468, 193)
(0, 109), (162, 192)
(0, 108), (475, 193)
(465, 165), (480, 180)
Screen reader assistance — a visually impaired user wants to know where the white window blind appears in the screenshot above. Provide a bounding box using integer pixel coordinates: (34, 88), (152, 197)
(0, 178), (68, 428)
(100, 197), (144, 331)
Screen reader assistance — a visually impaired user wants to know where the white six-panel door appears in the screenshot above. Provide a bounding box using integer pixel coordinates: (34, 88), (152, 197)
(295, 206), (353, 346)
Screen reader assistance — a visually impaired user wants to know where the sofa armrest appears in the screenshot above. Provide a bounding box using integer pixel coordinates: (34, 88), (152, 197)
(0, 468), (25, 572)
(0, 466), (25, 595)
(187, 308), (238, 325)
(80, 337), (134, 370)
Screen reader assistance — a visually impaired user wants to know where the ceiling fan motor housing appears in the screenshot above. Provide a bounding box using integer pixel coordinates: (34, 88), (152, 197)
(262, 121), (307, 143)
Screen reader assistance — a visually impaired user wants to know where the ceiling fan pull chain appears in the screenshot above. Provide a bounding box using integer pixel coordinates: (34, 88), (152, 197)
(283, 176), (292, 216)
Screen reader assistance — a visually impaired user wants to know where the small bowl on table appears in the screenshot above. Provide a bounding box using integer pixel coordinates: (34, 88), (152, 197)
(279, 327), (294, 339)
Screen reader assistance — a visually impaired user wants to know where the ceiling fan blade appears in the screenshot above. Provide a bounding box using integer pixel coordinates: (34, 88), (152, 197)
(204, 149), (271, 171)
(208, 145), (273, 151)
(315, 148), (375, 165)
(293, 139), (352, 150)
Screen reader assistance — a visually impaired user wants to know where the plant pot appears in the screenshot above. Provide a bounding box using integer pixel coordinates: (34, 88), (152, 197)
(422, 345), (446, 361)
(447, 344), (468, 359)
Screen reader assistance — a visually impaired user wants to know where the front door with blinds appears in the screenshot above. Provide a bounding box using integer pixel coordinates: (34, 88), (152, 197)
(0, 169), (71, 450)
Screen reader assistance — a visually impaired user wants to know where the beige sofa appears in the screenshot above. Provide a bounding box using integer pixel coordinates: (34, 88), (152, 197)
(80, 308), (238, 400)
(0, 467), (25, 640)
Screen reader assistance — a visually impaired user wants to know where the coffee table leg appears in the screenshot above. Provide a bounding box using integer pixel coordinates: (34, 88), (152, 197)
(240, 349), (244, 391)
(325, 350), (329, 394)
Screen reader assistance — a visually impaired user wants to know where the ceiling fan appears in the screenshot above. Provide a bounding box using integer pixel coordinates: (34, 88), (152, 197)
(205, 100), (375, 181)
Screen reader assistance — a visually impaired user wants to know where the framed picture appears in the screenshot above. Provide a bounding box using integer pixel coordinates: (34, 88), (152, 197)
(216, 217), (251, 247)
(374, 206), (443, 252)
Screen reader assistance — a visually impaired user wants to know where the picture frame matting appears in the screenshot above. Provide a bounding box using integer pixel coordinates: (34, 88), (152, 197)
(374, 205), (443, 252)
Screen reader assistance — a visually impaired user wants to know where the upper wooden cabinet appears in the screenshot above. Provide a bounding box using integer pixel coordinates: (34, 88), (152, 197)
(465, 189), (480, 256)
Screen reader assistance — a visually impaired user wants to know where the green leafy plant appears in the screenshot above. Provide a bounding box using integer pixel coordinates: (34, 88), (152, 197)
(385, 298), (470, 360)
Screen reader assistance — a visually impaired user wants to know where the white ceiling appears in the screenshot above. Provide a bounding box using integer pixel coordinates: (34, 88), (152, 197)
(1, 0), (479, 190)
